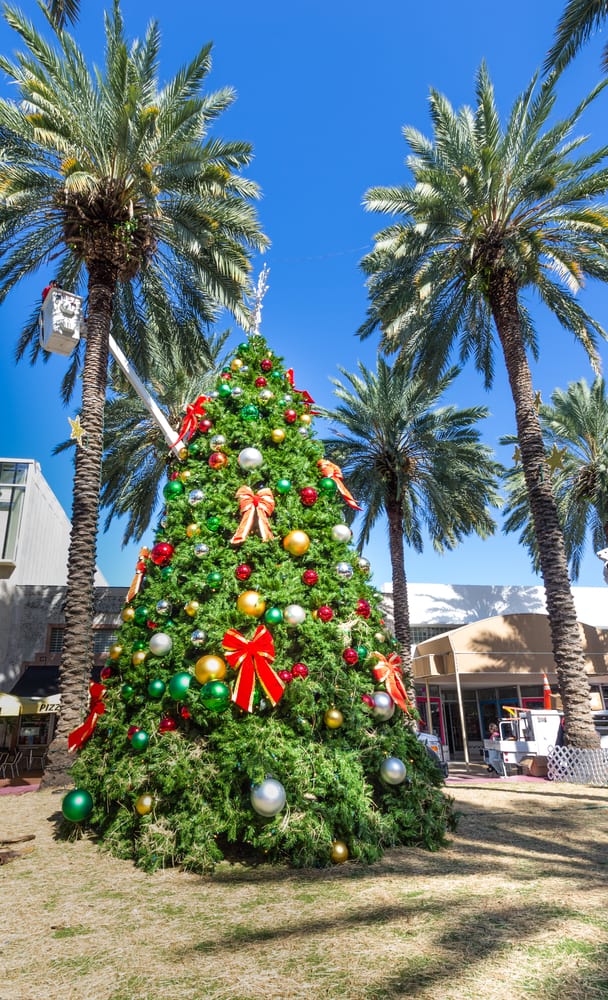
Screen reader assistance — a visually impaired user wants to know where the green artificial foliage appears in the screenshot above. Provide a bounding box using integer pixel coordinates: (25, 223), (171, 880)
(69, 336), (455, 871)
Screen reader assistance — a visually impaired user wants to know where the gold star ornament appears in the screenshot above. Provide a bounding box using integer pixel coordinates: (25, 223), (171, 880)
(68, 415), (86, 446)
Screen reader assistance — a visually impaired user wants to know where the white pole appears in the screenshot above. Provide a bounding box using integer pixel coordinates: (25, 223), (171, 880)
(453, 658), (470, 766)
(108, 335), (181, 457)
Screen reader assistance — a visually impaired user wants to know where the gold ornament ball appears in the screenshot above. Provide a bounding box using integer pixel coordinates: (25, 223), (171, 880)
(324, 707), (344, 729)
(132, 650), (147, 666)
(230, 358), (243, 371)
(121, 606), (135, 623)
(179, 469), (193, 484)
(300, 413), (312, 425)
(184, 600), (200, 617)
(237, 590), (267, 618)
(283, 530), (311, 556)
(186, 523), (200, 538)
(195, 654), (227, 684)
(178, 446), (189, 461)
(108, 643), (123, 660)
(135, 793), (154, 816)
(270, 428), (286, 444)
(330, 840), (349, 864)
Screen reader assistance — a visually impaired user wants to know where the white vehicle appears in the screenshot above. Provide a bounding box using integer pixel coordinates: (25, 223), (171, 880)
(484, 707), (608, 776)
(416, 730), (449, 778)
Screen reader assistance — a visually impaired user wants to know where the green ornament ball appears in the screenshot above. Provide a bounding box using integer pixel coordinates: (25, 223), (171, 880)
(238, 341), (249, 352)
(276, 478), (292, 494)
(160, 566), (174, 580)
(188, 439), (204, 456)
(61, 789), (94, 823)
(130, 729), (150, 752)
(163, 479), (184, 500)
(121, 684), (135, 702)
(356, 645), (369, 661)
(264, 607), (283, 625)
(270, 370), (283, 380)
(147, 679), (166, 699)
(200, 680), (231, 712)
(133, 606), (149, 625)
(168, 671), (192, 699)
(132, 639), (147, 652)
(206, 515), (221, 532)
(206, 571), (222, 588)
(240, 404), (259, 421)
(319, 476), (337, 494)
(218, 383), (232, 398)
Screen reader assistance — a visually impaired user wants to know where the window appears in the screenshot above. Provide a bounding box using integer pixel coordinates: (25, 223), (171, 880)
(0, 462), (28, 562)
(93, 630), (117, 656)
(411, 624), (457, 645)
(49, 627), (64, 654)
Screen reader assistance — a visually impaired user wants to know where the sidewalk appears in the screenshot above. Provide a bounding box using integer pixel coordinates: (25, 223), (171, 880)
(446, 761), (547, 784)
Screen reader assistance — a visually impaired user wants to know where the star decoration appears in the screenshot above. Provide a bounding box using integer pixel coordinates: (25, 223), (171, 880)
(547, 444), (567, 472)
(68, 415), (86, 447)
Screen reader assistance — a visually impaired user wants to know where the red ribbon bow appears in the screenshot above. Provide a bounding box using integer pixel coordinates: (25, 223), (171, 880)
(222, 625), (285, 712)
(317, 459), (361, 510)
(172, 395), (209, 447)
(372, 653), (412, 714)
(286, 368), (316, 406)
(68, 682), (106, 752)
(126, 547), (149, 603)
(230, 486), (275, 545)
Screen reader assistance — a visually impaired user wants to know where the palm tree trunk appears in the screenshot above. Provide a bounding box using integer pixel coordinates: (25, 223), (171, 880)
(489, 270), (599, 748)
(385, 495), (413, 677)
(42, 264), (115, 787)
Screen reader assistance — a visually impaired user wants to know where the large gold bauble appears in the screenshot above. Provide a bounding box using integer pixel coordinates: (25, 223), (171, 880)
(179, 469), (193, 484)
(135, 793), (154, 816)
(270, 428), (286, 443)
(300, 413), (312, 425)
(121, 607), (135, 623)
(186, 523), (200, 538)
(178, 447), (189, 461)
(195, 654), (227, 685)
(282, 530), (311, 556)
(324, 708), (344, 729)
(184, 600), (200, 617)
(131, 650), (147, 666)
(330, 840), (349, 863)
(230, 358), (243, 371)
(108, 643), (123, 660)
(236, 590), (266, 618)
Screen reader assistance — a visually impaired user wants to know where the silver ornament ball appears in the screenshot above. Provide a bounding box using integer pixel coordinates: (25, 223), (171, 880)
(259, 389), (274, 402)
(148, 632), (173, 656)
(358, 557), (371, 575)
(250, 778), (286, 816)
(380, 756), (407, 784)
(156, 599), (171, 615)
(210, 434), (226, 449)
(190, 629), (208, 646)
(336, 561), (354, 580)
(298, 427), (309, 437)
(231, 386), (244, 398)
(331, 524), (352, 543)
(372, 691), (395, 721)
(284, 604), (306, 626)
(194, 543), (210, 558)
(188, 489), (205, 506)
(238, 447), (264, 470)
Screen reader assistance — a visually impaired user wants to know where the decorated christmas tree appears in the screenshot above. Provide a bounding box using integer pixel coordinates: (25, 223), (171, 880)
(66, 333), (455, 871)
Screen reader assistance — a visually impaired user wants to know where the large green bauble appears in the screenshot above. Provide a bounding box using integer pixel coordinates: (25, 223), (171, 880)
(240, 404), (259, 421)
(318, 477), (337, 494)
(163, 479), (184, 500)
(168, 671), (192, 699)
(130, 730), (150, 752)
(133, 606), (149, 625)
(206, 516), (221, 532)
(206, 571), (222, 588)
(264, 607), (283, 625)
(148, 679), (166, 699)
(62, 789), (94, 823)
(200, 680), (231, 712)
(218, 383), (232, 398)
(276, 478), (292, 494)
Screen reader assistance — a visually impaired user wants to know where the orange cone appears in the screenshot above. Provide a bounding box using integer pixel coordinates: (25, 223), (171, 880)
(543, 673), (552, 710)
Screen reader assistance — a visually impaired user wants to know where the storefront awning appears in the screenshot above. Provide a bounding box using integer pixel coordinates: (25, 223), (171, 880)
(0, 691), (60, 716)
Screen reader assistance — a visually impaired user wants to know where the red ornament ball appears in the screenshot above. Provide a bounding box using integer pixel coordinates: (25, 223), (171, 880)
(356, 599), (371, 618)
(260, 358), (273, 372)
(169, 471), (179, 480)
(136, 559), (148, 574)
(255, 376), (267, 388)
(235, 563), (252, 581)
(278, 669), (294, 684)
(362, 694), (375, 707)
(180, 706), (191, 719)
(199, 418), (213, 433)
(159, 716), (178, 733)
(302, 569), (319, 586)
(292, 662), (309, 678)
(127, 725), (140, 740)
(209, 451), (228, 469)
(343, 647), (359, 665)
(150, 542), (174, 566)
(284, 409), (297, 424)
(317, 605), (333, 622)
(300, 487), (318, 507)
(100, 666), (113, 680)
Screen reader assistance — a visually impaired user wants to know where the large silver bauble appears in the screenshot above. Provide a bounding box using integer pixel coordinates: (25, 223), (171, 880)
(188, 489), (205, 506)
(250, 778), (286, 816)
(331, 524), (352, 543)
(238, 447), (264, 470)
(372, 691), (395, 721)
(190, 629), (208, 646)
(336, 561), (354, 580)
(358, 557), (371, 575)
(380, 756), (407, 785)
(156, 599), (171, 616)
(210, 434), (226, 449)
(149, 632), (173, 656)
(194, 543), (210, 559)
(231, 386), (244, 398)
(284, 604), (306, 626)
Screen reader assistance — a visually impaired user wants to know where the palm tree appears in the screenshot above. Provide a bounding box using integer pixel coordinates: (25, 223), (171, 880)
(545, 0), (608, 73)
(45, 0), (79, 29)
(323, 358), (501, 674)
(504, 378), (608, 581)
(359, 64), (608, 747)
(0, 2), (267, 784)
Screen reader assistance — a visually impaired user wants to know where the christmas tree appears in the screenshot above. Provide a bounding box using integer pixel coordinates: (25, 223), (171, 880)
(67, 334), (455, 871)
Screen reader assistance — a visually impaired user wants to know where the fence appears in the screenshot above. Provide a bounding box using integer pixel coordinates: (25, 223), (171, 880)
(547, 745), (608, 785)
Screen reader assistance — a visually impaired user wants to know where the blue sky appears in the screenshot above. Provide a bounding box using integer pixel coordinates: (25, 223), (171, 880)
(1, 0), (608, 590)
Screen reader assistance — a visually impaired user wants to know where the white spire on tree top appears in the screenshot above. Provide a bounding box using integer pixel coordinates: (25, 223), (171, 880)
(251, 264), (269, 336)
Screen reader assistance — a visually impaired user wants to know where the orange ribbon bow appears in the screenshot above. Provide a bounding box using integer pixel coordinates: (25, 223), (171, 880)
(68, 682), (106, 752)
(222, 625), (285, 712)
(230, 486), (275, 545)
(172, 395), (209, 447)
(317, 459), (361, 511)
(372, 652), (412, 714)
(126, 547), (149, 603)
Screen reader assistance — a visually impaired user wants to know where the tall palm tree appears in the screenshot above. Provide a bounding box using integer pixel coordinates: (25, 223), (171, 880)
(359, 64), (608, 747)
(323, 358), (501, 674)
(0, 2), (267, 784)
(504, 378), (608, 581)
(545, 0), (608, 73)
(45, 0), (78, 29)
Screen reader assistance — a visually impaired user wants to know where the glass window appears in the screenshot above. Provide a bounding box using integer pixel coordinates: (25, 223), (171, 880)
(411, 624), (458, 645)
(49, 627), (65, 654)
(0, 462), (28, 562)
(93, 630), (116, 656)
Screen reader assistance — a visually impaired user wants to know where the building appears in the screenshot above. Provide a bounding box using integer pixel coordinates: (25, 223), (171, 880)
(0, 458), (124, 752)
(381, 582), (608, 761)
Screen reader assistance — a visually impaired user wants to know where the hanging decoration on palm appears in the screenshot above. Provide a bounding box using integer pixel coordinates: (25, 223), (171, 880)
(67, 335), (455, 871)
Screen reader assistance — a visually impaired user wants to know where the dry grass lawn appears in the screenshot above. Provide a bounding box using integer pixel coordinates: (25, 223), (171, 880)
(1, 778), (608, 1000)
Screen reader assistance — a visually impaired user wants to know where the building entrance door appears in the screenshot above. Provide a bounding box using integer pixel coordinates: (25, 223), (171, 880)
(479, 697), (518, 740)
(416, 697), (445, 744)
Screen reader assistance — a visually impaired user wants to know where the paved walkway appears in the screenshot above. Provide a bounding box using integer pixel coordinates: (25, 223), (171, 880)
(446, 762), (546, 785)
